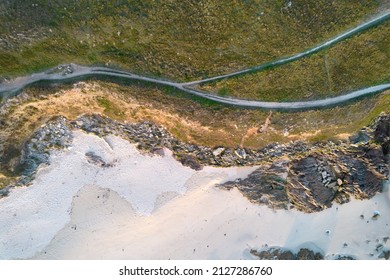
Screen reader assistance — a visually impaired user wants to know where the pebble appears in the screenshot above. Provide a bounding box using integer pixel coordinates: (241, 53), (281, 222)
(372, 211), (381, 220)
(212, 147), (225, 157)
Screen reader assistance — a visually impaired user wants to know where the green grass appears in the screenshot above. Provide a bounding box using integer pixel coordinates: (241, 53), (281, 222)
(218, 87), (229, 97)
(160, 85), (224, 109)
(0, 0), (389, 152)
(199, 21), (390, 101)
(95, 96), (112, 111)
(95, 95), (125, 118)
(0, 0), (383, 81)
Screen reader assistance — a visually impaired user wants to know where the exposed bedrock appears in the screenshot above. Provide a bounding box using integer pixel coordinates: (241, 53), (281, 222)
(0, 113), (389, 212)
(250, 247), (324, 260)
(219, 115), (389, 212)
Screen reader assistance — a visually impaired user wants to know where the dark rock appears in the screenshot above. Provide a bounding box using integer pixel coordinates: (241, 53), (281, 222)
(219, 161), (289, 210)
(350, 130), (371, 144)
(335, 255), (356, 260)
(220, 142), (387, 212)
(288, 155), (337, 212)
(85, 152), (113, 168)
(251, 247), (324, 260)
(379, 251), (390, 260)
(339, 155), (385, 199)
(177, 154), (203, 171)
(376, 244), (384, 252)
(16, 116), (73, 181)
(0, 187), (10, 198)
(374, 115), (390, 155)
(297, 248), (324, 260)
(361, 146), (388, 174)
(152, 147), (165, 156)
(333, 191), (351, 205)
(372, 211), (381, 220)
(235, 148), (247, 159)
(250, 248), (295, 260)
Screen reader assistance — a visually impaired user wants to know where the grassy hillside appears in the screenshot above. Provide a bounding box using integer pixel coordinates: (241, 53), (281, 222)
(199, 20), (390, 101)
(0, 0), (385, 82)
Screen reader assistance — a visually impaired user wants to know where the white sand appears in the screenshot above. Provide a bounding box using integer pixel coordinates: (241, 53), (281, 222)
(0, 130), (389, 260)
(0, 130), (256, 259)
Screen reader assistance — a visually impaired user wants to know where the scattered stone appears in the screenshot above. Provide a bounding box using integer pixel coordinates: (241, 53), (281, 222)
(152, 147), (165, 156)
(0, 187), (10, 198)
(335, 255), (356, 260)
(376, 244), (384, 252)
(85, 152), (113, 168)
(234, 148), (247, 159)
(212, 147), (225, 157)
(379, 251), (390, 260)
(296, 248), (324, 260)
(372, 211), (381, 220)
(250, 247), (323, 260)
(250, 248), (294, 260)
(177, 154), (203, 171)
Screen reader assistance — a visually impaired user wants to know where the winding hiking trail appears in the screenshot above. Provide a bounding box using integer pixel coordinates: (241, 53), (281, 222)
(0, 11), (389, 110)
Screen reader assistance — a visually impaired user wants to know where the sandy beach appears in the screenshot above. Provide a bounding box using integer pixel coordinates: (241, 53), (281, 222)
(0, 130), (389, 260)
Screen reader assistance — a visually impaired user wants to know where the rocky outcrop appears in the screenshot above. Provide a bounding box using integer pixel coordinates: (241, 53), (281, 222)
(85, 151), (115, 168)
(218, 160), (290, 210)
(379, 251), (390, 260)
(0, 113), (389, 213)
(220, 144), (388, 212)
(69, 114), (315, 169)
(334, 255), (356, 260)
(16, 116), (73, 183)
(219, 114), (390, 212)
(375, 115), (390, 155)
(250, 248), (365, 260)
(250, 247), (324, 260)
